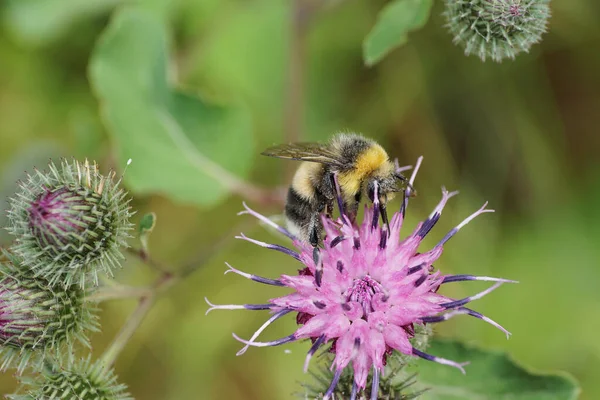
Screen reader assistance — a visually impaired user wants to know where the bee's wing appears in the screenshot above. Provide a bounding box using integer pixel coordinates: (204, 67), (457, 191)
(261, 143), (345, 167)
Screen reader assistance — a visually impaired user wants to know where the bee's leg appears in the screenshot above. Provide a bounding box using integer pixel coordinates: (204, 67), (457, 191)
(325, 198), (335, 219)
(309, 218), (320, 248)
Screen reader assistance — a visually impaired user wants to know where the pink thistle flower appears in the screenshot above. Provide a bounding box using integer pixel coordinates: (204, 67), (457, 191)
(206, 157), (516, 399)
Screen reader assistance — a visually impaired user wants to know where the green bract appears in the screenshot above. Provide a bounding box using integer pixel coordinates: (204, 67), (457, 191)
(303, 325), (432, 399)
(6, 159), (134, 288)
(444, 0), (551, 62)
(9, 357), (131, 400)
(0, 254), (98, 373)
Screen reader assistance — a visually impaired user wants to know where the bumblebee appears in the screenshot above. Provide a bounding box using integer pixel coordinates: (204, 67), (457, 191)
(262, 133), (409, 247)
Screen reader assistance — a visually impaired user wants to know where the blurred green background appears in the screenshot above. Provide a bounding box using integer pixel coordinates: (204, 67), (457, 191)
(0, 0), (598, 398)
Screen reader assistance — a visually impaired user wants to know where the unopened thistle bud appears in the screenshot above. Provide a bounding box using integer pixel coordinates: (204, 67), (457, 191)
(0, 253), (98, 373)
(303, 325), (432, 399)
(8, 357), (131, 400)
(6, 159), (133, 287)
(444, 0), (551, 62)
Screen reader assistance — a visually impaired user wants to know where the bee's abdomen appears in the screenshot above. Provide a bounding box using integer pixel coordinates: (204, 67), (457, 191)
(286, 162), (328, 244)
(285, 187), (315, 241)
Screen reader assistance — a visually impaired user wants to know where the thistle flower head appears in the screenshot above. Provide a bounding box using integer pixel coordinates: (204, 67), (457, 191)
(6, 159), (134, 288)
(445, 0), (551, 62)
(8, 356), (131, 400)
(207, 157), (515, 399)
(0, 252), (98, 373)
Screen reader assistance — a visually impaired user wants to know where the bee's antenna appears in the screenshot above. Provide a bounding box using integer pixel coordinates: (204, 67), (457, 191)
(395, 172), (416, 193)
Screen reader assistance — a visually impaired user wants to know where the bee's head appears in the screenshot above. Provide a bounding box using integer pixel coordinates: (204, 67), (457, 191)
(366, 176), (395, 204)
(366, 172), (412, 233)
(366, 172), (411, 203)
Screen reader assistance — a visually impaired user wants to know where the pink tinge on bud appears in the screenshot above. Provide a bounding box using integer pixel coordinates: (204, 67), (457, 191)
(28, 187), (87, 248)
(210, 158), (516, 398)
(0, 279), (44, 347)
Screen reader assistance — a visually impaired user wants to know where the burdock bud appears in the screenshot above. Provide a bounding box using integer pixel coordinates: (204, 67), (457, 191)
(303, 324), (433, 399)
(0, 253), (98, 373)
(444, 0), (551, 62)
(7, 159), (134, 287)
(8, 357), (131, 400)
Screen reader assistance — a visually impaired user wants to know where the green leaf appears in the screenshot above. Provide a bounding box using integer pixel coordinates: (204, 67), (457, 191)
(415, 340), (580, 400)
(363, 0), (433, 66)
(138, 212), (157, 256)
(89, 7), (255, 206)
(139, 212), (157, 236)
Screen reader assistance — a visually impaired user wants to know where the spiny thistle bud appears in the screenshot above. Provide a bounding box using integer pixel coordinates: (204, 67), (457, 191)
(6, 159), (134, 288)
(444, 0), (551, 62)
(303, 325), (432, 399)
(8, 357), (131, 400)
(0, 252), (98, 373)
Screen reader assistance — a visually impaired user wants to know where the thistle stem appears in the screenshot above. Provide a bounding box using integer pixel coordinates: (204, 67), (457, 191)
(126, 247), (168, 272)
(179, 219), (254, 279)
(86, 286), (153, 302)
(97, 144), (289, 365)
(97, 218), (250, 366)
(100, 293), (155, 368)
